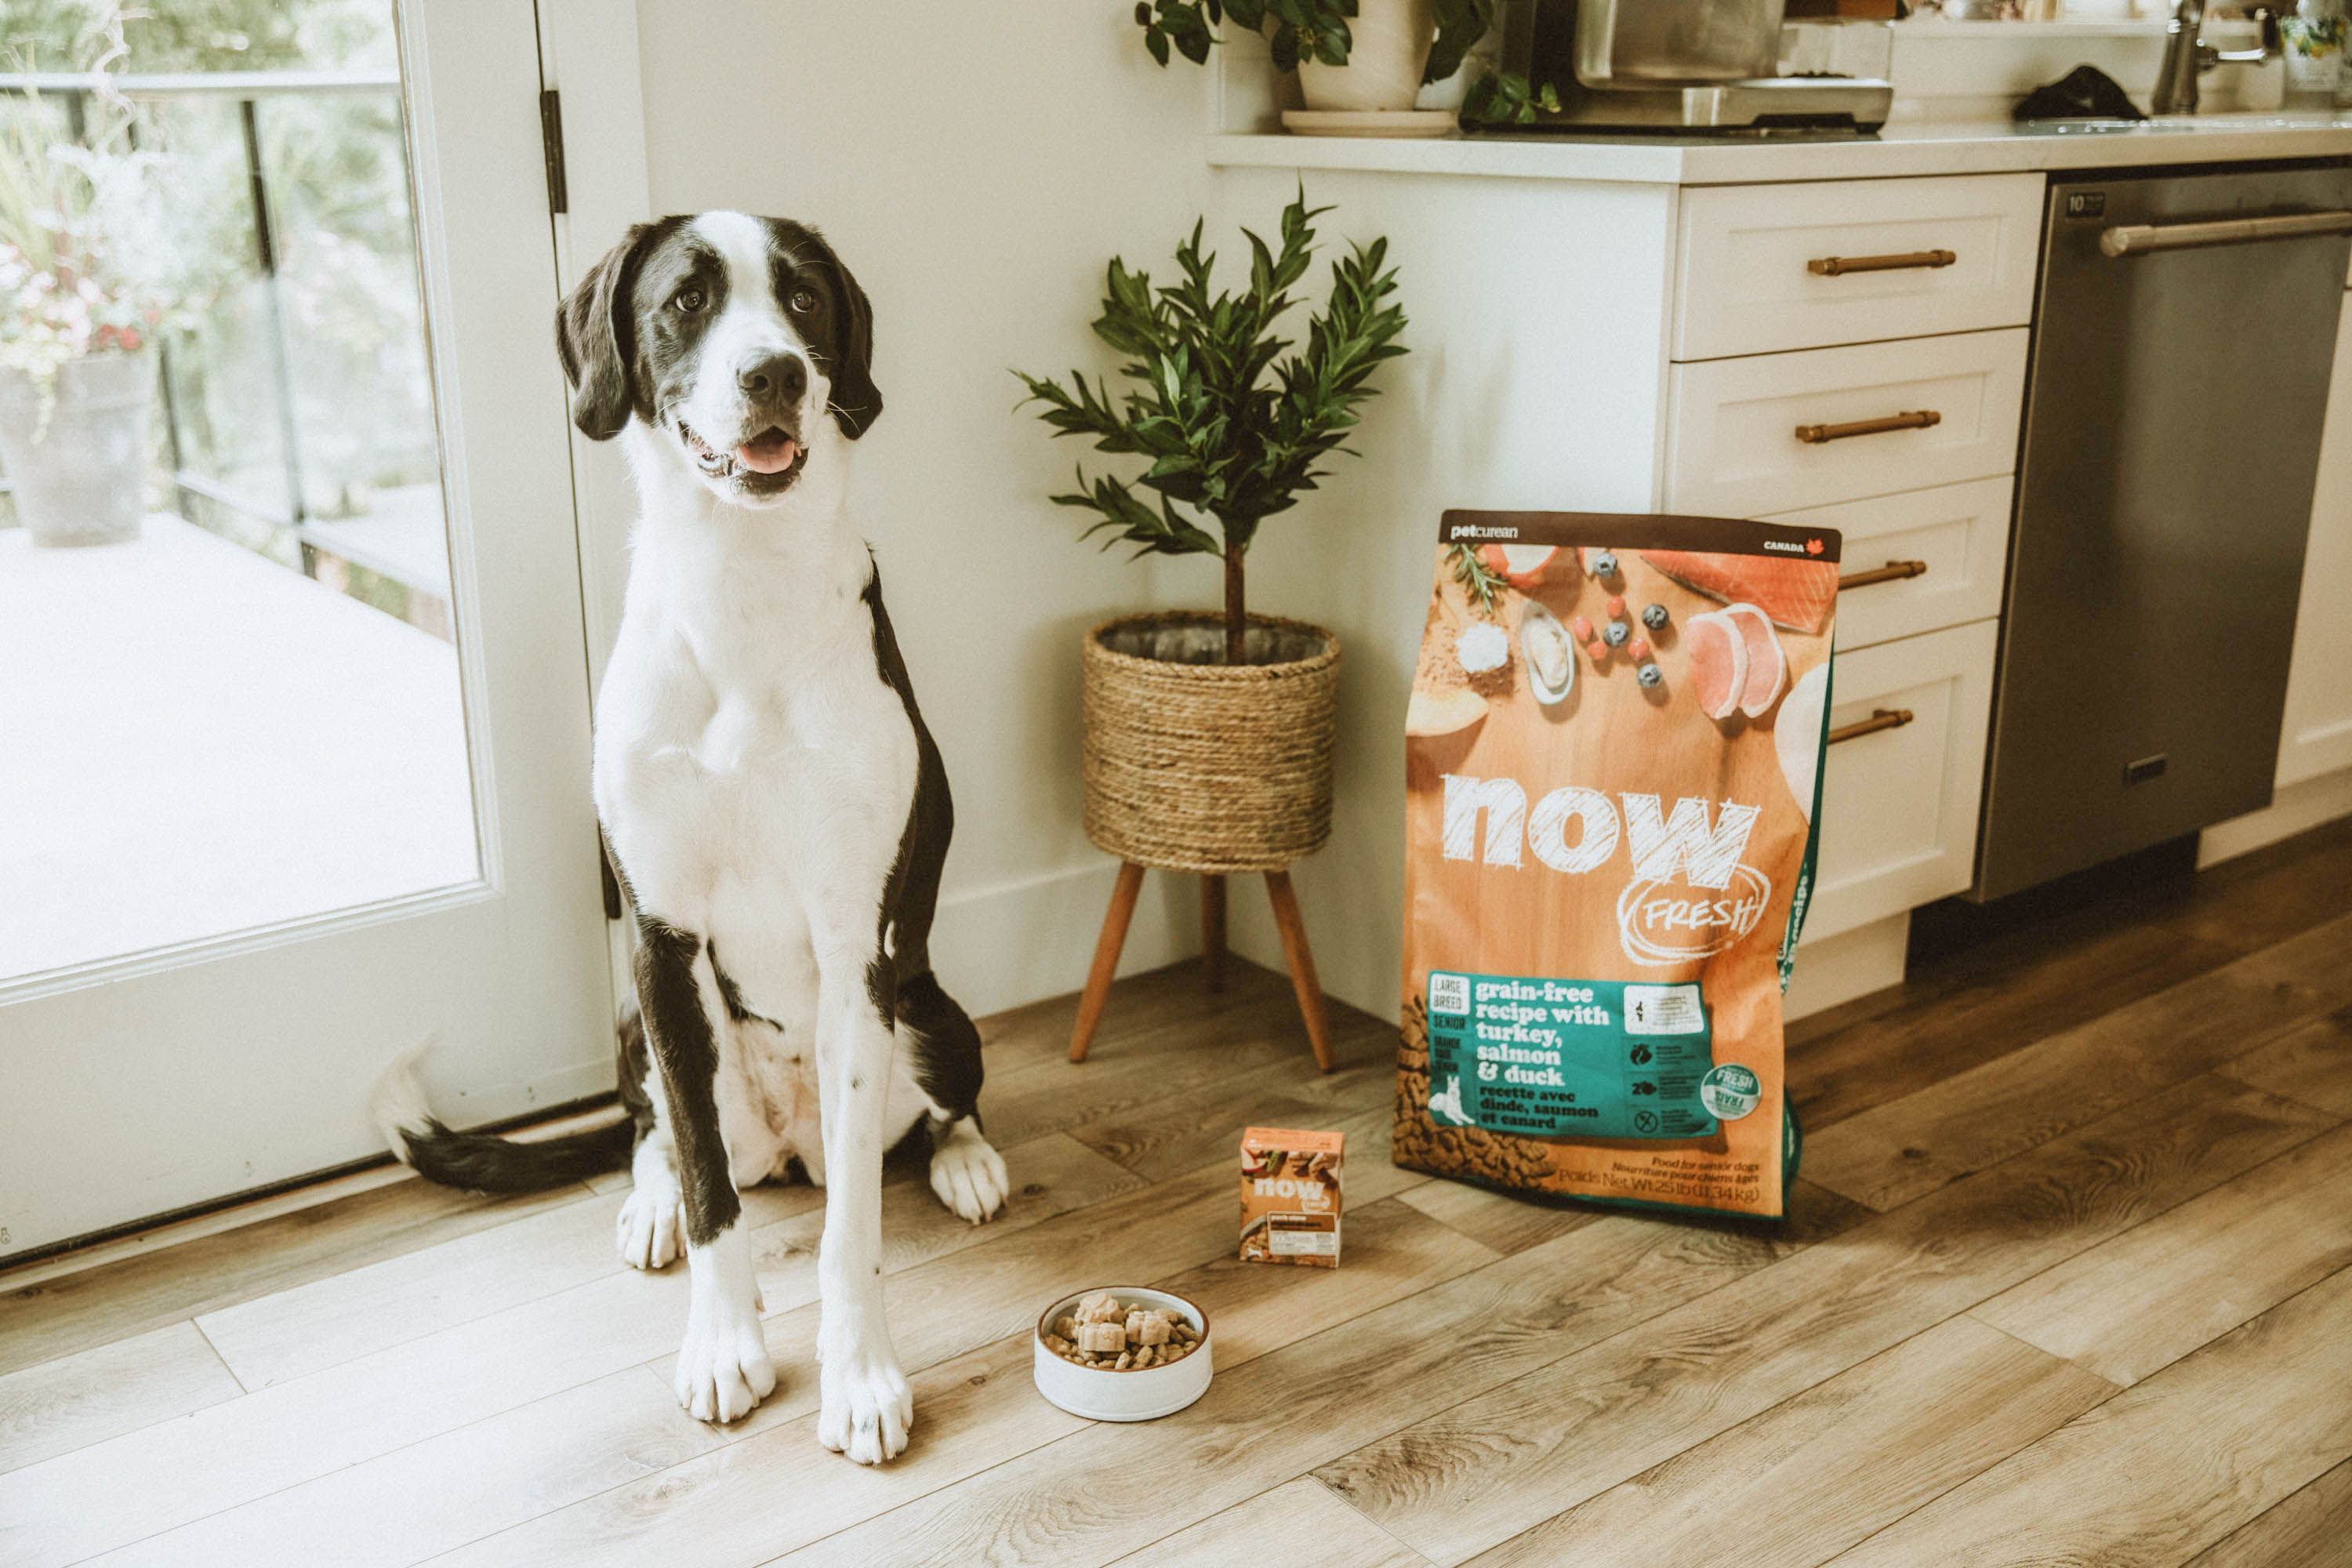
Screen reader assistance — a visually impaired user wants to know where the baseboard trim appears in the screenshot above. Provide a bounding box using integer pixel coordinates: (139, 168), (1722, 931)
(1785, 911), (1911, 1022)
(2198, 766), (2352, 869)
(0, 1096), (624, 1287)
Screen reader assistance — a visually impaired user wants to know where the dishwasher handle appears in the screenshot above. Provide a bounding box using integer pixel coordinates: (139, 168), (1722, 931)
(2100, 210), (2352, 258)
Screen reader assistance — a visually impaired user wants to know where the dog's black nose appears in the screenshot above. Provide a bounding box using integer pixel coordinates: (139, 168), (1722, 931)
(739, 354), (808, 405)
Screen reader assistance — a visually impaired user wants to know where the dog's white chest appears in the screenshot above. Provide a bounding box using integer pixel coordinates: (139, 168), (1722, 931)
(594, 525), (917, 955)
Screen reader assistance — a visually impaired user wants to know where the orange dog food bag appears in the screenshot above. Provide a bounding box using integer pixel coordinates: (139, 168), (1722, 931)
(1395, 511), (1839, 1219)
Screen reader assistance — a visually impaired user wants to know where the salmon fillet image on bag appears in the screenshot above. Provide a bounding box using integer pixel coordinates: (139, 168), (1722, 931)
(1396, 511), (1840, 1220)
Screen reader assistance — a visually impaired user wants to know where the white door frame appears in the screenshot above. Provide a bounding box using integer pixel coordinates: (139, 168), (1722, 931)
(535, 0), (652, 688)
(535, 0), (653, 1003)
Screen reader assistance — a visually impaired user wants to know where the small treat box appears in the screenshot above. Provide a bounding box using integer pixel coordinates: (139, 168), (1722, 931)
(1239, 1127), (1343, 1267)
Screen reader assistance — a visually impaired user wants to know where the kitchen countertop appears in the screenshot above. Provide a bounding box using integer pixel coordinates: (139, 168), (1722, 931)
(1209, 110), (2352, 186)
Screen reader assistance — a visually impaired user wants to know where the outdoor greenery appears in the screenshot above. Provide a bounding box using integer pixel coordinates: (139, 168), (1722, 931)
(1016, 192), (1407, 663)
(2, 0), (428, 524)
(2, 0), (390, 74)
(1134, 0), (1493, 83)
(0, 53), (158, 385)
(2, 0), (439, 626)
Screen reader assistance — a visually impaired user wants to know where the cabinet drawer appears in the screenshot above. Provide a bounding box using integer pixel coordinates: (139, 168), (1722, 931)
(1802, 619), (1998, 942)
(1674, 173), (2045, 361)
(1665, 329), (2027, 519)
(1765, 477), (2013, 653)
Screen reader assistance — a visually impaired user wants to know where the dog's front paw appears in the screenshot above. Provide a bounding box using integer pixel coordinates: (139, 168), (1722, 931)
(615, 1185), (685, 1271)
(928, 1125), (1010, 1225)
(674, 1318), (776, 1424)
(818, 1348), (913, 1464)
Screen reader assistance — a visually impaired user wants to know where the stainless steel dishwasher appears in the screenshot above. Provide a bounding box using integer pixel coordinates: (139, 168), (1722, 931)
(1973, 161), (2352, 901)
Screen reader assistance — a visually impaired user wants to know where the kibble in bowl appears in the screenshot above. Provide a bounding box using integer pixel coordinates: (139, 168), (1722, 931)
(1032, 1286), (1213, 1421)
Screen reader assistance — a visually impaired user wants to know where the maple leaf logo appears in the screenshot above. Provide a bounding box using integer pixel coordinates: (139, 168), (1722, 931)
(1804, 538), (1825, 556)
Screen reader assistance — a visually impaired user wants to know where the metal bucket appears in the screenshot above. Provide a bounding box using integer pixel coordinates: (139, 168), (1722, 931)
(0, 351), (154, 548)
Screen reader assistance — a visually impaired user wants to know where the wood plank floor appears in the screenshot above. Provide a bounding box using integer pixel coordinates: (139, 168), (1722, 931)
(5, 818), (2351, 1566)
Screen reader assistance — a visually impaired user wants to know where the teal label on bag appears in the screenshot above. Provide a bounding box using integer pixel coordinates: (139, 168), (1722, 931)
(1424, 971), (1720, 1139)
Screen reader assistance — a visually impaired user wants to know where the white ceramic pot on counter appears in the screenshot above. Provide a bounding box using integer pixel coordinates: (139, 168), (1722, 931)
(1297, 0), (1435, 111)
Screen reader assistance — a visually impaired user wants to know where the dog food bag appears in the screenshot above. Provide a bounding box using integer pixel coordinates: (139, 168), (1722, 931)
(1395, 511), (1841, 1220)
(1240, 1127), (1343, 1266)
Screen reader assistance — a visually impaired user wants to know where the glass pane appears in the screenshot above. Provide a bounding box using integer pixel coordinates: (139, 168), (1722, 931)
(0, 2), (479, 983)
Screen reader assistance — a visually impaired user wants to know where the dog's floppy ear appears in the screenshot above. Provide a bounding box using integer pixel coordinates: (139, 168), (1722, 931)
(555, 222), (661, 441)
(814, 238), (883, 441)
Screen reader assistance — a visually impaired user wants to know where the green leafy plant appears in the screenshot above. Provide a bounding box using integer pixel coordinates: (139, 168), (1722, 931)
(1134, 0), (1352, 72)
(1424, 0), (1495, 85)
(1461, 69), (1560, 125)
(1134, 0), (1491, 84)
(1016, 192), (1407, 663)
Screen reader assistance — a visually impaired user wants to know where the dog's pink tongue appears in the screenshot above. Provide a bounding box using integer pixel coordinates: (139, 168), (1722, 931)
(736, 433), (799, 474)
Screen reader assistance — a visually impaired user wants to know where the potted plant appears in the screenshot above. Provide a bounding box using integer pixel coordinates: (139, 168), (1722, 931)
(1136, 0), (1494, 114)
(0, 64), (172, 548)
(1017, 192), (1406, 1069)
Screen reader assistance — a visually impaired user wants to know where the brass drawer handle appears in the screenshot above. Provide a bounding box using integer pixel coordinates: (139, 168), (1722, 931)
(1838, 559), (1930, 591)
(1795, 410), (1942, 445)
(1808, 249), (1957, 276)
(1827, 707), (1915, 746)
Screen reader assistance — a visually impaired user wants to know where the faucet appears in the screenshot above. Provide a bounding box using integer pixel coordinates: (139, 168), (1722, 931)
(2152, 0), (2284, 115)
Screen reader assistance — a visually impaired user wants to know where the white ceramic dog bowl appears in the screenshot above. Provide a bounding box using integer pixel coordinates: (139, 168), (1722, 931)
(1033, 1285), (1214, 1421)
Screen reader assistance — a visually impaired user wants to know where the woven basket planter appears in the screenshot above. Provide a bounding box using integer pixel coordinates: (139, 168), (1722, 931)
(1082, 612), (1341, 875)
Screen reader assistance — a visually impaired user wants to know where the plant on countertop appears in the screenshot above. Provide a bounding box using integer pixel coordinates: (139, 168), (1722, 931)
(1014, 191), (1407, 664)
(1461, 68), (1560, 125)
(1134, 0), (1493, 82)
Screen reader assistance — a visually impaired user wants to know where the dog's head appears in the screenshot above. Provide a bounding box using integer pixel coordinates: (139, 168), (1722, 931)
(556, 211), (881, 506)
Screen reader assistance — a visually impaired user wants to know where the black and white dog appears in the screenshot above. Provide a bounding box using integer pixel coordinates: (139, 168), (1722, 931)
(375, 212), (1007, 1464)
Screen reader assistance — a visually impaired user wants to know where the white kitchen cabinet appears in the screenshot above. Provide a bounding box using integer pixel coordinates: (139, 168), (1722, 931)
(2278, 299), (2352, 786)
(1664, 328), (2030, 519)
(1210, 138), (2352, 1022)
(1675, 172), (2045, 361)
(1805, 619), (2002, 942)
(1765, 475), (2013, 653)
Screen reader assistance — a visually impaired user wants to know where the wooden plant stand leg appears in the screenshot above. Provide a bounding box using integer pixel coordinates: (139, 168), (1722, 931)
(1201, 874), (1227, 993)
(1263, 869), (1335, 1073)
(1069, 862), (1147, 1063)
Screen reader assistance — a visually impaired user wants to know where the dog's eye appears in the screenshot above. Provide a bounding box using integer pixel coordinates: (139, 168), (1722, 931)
(673, 287), (706, 313)
(788, 288), (818, 314)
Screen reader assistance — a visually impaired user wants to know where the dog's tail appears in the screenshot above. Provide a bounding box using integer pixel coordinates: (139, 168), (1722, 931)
(370, 1041), (633, 1194)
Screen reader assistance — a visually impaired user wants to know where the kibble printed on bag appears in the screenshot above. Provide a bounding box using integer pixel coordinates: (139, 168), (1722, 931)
(1395, 512), (1839, 1219)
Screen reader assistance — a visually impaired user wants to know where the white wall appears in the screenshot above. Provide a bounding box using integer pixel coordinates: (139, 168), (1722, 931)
(1207, 166), (1676, 1019)
(603, 2), (1240, 1017)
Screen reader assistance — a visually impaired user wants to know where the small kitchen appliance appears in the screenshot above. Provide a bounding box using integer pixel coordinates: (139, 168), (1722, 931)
(1494, 0), (1891, 133)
